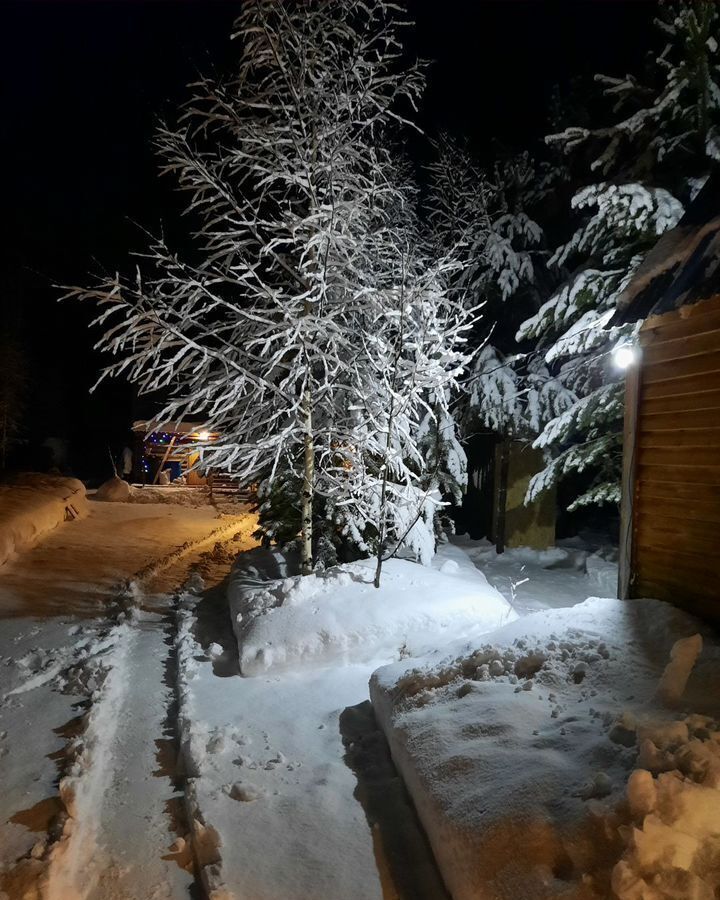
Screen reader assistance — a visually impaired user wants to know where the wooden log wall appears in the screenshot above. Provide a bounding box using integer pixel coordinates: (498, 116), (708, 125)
(631, 293), (720, 622)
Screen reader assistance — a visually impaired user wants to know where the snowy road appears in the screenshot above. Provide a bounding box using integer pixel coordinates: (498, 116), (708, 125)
(0, 499), (256, 899)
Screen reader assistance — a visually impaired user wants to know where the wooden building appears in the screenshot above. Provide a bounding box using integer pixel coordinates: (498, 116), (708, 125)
(614, 175), (720, 623)
(132, 420), (217, 486)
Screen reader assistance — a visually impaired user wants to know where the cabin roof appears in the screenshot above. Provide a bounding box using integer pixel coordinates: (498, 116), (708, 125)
(132, 420), (213, 436)
(613, 171), (720, 325)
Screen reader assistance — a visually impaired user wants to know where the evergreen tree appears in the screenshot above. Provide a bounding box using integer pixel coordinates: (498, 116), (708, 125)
(520, 1), (720, 511)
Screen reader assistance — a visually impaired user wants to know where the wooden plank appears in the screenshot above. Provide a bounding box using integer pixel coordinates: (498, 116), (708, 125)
(640, 408), (720, 431)
(642, 390), (720, 417)
(642, 327), (720, 366)
(636, 511), (720, 541)
(635, 556), (720, 587)
(642, 349), (720, 384)
(633, 579), (719, 621)
(635, 537), (720, 569)
(638, 408), (720, 431)
(636, 462), (720, 485)
(638, 426), (720, 447)
(640, 297), (720, 343)
(636, 559), (719, 588)
(636, 494), (720, 524)
(638, 446), (720, 468)
(642, 370), (720, 400)
(637, 479), (720, 503)
(635, 521), (719, 555)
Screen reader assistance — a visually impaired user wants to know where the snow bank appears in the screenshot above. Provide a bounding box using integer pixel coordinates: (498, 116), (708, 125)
(129, 484), (213, 506)
(371, 596), (720, 900)
(228, 544), (517, 676)
(94, 474), (131, 502)
(0, 474), (88, 567)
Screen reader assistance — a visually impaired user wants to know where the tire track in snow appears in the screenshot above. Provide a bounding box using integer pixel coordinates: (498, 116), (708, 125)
(43, 623), (133, 900)
(2, 518), (251, 900)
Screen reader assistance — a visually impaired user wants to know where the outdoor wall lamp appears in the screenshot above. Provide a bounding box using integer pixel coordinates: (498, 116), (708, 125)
(612, 340), (639, 370)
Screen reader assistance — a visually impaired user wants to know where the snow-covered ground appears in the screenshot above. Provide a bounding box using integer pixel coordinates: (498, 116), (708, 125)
(170, 542), (517, 899)
(0, 497), (256, 899)
(8, 505), (696, 900)
(0, 473), (88, 568)
(371, 595), (720, 900)
(453, 535), (618, 614)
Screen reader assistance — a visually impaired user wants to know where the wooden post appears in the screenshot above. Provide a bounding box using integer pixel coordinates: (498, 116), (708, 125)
(495, 438), (510, 555)
(618, 360), (641, 600)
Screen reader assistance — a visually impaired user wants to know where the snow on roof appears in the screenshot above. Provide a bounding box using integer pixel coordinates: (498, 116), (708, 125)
(132, 420), (214, 436)
(613, 171), (720, 325)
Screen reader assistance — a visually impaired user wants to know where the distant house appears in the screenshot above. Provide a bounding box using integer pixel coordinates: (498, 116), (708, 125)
(613, 174), (720, 622)
(132, 420), (218, 486)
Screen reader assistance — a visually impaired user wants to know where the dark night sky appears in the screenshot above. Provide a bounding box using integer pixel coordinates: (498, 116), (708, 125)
(3, 0), (655, 478)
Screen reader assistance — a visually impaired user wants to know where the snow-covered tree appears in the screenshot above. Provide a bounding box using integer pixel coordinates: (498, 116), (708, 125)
(67, 0), (429, 575)
(468, 344), (574, 439)
(547, 1), (720, 186)
(519, 184), (683, 510)
(520, 3), (720, 512)
(426, 137), (544, 314)
(311, 175), (476, 582)
(69, 1), (477, 578)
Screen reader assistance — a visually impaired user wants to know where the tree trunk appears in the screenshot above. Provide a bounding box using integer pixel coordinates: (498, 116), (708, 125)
(373, 460), (389, 589)
(300, 386), (314, 575)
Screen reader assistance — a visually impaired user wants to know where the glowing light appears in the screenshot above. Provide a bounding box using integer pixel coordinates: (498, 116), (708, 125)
(613, 342), (638, 370)
(197, 430), (211, 441)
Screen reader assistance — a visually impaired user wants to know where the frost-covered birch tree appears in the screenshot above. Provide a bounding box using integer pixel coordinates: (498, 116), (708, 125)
(67, 0), (426, 575)
(298, 168), (476, 582)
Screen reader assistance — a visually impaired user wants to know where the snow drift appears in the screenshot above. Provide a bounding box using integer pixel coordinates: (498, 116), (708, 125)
(370, 596), (720, 900)
(228, 544), (517, 676)
(0, 473), (88, 567)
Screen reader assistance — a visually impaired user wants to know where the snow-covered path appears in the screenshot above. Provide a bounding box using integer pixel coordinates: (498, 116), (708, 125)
(79, 614), (193, 900)
(0, 498), (256, 899)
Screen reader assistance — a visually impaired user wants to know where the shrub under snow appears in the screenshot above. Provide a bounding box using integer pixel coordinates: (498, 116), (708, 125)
(228, 544), (516, 676)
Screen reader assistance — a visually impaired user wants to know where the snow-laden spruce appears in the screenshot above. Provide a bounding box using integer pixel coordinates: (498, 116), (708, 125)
(547, 2), (720, 175)
(426, 137), (576, 448)
(515, 3), (720, 512)
(518, 183), (682, 510)
(66, 0), (475, 577)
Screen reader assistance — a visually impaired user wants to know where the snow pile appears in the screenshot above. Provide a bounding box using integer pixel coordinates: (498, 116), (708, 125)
(94, 475), (131, 502)
(0, 474), (88, 567)
(370, 596), (720, 900)
(129, 484), (213, 506)
(229, 544), (517, 676)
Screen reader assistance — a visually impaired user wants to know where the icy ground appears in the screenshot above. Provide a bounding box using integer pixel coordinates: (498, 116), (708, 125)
(0, 498), (255, 899)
